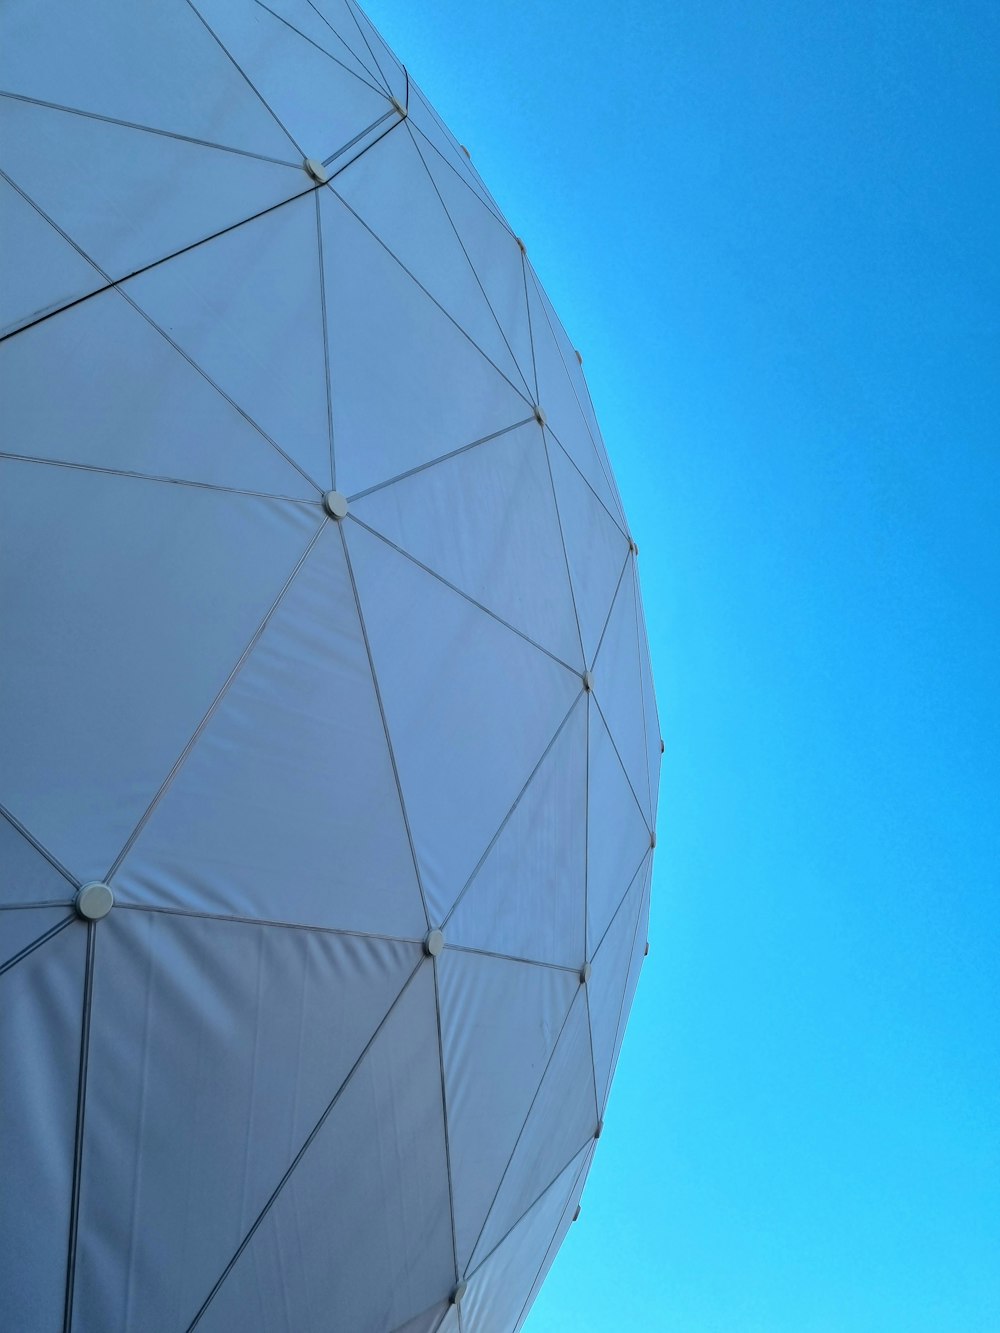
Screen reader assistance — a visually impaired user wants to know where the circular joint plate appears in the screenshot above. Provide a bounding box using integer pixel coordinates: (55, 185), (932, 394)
(582, 670), (594, 693)
(451, 1282), (467, 1306)
(75, 881), (114, 921)
(533, 404), (546, 426)
(323, 490), (349, 519)
(303, 157), (329, 185)
(580, 962), (592, 984)
(424, 929), (444, 958)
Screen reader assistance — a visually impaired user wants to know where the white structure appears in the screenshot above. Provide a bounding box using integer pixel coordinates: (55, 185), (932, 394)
(0, 3), (660, 1329)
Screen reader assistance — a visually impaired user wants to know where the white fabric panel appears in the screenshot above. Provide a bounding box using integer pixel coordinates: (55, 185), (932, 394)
(405, 83), (509, 231)
(125, 191), (332, 491)
(594, 563), (652, 822)
(0, 96), (306, 287)
(0, 176), (104, 336)
(635, 572), (664, 822)
(416, 137), (535, 393)
(74, 908), (418, 1332)
(437, 948), (579, 1270)
(0, 813), (74, 907)
(446, 697), (587, 968)
(0, 1), (298, 158)
(0, 458), (319, 882)
(0, 907), (69, 969)
(524, 266), (629, 529)
(345, 520), (580, 926)
(547, 436), (630, 667)
(320, 189), (530, 497)
(525, 269), (624, 526)
(117, 525), (425, 937)
(333, 126), (524, 390)
(197, 965), (454, 1333)
(193, 0), (392, 160)
(514, 1144), (596, 1332)
(351, 421), (581, 666)
(471, 989), (597, 1270)
(587, 857), (647, 1109)
(393, 1299), (451, 1333)
(462, 1146), (590, 1333)
(257, 0), (389, 93)
(0, 922), (84, 1333)
(324, 0), (409, 102)
(0, 286), (318, 498)
(586, 702), (651, 953)
(606, 858), (653, 1104)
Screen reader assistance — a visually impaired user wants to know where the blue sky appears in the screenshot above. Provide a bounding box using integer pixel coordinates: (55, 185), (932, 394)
(365, 3), (1000, 1327)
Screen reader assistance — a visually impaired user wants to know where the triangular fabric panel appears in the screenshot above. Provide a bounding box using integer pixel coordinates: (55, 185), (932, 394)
(406, 82), (509, 230)
(196, 965), (454, 1333)
(547, 436), (631, 667)
(416, 135), (535, 391)
(0, 811), (75, 907)
(0, 921), (85, 1333)
(471, 989), (597, 1270)
(0, 96), (307, 288)
(446, 698), (587, 968)
(0, 907), (70, 970)
(125, 191), (332, 491)
(392, 1300), (452, 1333)
(255, 0), (389, 94)
(0, 458), (320, 882)
(462, 1147), (590, 1331)
(526, 265), (629, 529)
(320, 189), (531, 497)
(605, 859), (653, 1106)
(514, 1144), (596, 1332)
(333, 126), (525, 391)
(0, 3), (298, 158)
(586, 702), (651, 953)
(194, 0), (393, 161)
(345, 520), (581, 926)
(525, 269), (624, 525)
(351, 421), (582, 666)
(594, 564), (652, 822)
(587, 857), (647, 1109)
(437, 948), (579, 1270)
(0, 286), (318, 498)
(0, 175), (105, 336)
(73, 908), (419, 1331)
(324, 0), (409, 102)
(117, 525), (426, 938)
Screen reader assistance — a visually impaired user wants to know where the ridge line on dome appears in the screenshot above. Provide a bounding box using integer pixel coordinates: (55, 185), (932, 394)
(591, 693), (652, 856)
(252, 0), (392, 101)
(0, 914), (74, 979)
(511, 1141), (597, 1331)
(319, 107), (397, 169)
(0, 801), (80, 889)
(463, 1139), (592, 1287)
(346, 416), (533, 502)
(596, 862), (651, 1113)
(0, 88), (304, 169)
(405, 122), (534, 399)
(185, 0), (304, 158)
(446, 944), (580, 975)
(464, 988), (587, 1271)
(338, 523), (433, 934)
(442, 694), (583, 932)
(185, 955), (427, 1330)
(540, 429), (589, 667)
(105, 520), (327, 883)
(0, 451), (325, 507)
(590, 551), (632, 670)
(406, 92), (512, 236)
(346, 514), (582, 678)
(626, 563), (656, 819)
(589, 847), (651, 966)
(302, 0), (394, 96)
(325, 187), (534, 408)
(545, 423), (630, 541)
(430, 948), (462, 1289)
(0, 900), (74, 912)
(111, 900), (424, 948)
(62, 917), (97, 1331)
(314, 191), (337, 490)
(343, 0), (405, 100)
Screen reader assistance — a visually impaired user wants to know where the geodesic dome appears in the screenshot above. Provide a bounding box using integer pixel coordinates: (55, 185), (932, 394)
(0, 3), (661, 1330)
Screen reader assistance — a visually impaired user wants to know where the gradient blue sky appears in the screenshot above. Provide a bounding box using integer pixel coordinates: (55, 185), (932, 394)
(365, 3), (1000, 1328)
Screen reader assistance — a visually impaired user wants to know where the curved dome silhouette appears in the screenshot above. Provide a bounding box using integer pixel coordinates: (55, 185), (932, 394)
(0, 3), (661, 1329)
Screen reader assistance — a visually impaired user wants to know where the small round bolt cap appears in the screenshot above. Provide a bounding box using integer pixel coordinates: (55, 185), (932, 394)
(594, 1118), (604, 1140)
(582, 670), (594, 693)
(303, 157), (329, 185)
(515, 236), (527, 254)
(451, 1282), (467, 1306)
(572, 1204), (582, 1222)
(650, 830), (657, 849)
(533, 404), (546, 426)
(574, 348), (583, 365)
(630, 539), (639, 556)
(323, 490), (349, 519)
(644, 940), (650, 957)
(424, 929), (444, 958)
(75, 881), (114, 921)
(460, 144), (471, 158)
(579, 962), (591, 984)
(390, 96), (408, 118)
(660, 737), (665, 754)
